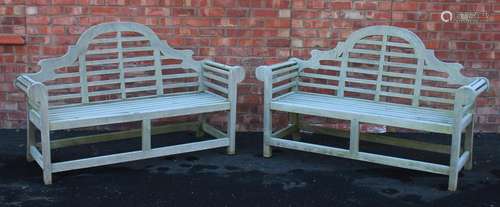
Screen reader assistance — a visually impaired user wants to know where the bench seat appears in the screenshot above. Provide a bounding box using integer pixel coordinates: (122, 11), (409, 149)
(272, 92), (454, 133)
(48, 92), (229, 130)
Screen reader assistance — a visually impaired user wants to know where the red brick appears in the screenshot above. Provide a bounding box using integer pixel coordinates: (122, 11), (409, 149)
(0, 34), (24, 45)
(226, 8), (247, 17)
(200, 8), (224, 17)
(26, 16), (49, 25)
(267, 38), (289, 47)
(253, 9), (278, 17)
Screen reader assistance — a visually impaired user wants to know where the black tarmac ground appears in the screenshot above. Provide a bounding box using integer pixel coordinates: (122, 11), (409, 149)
(0, 129), (499, 207)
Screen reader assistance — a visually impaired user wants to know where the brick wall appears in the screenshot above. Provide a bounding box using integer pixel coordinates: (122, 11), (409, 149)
(0, 0), (499, 132)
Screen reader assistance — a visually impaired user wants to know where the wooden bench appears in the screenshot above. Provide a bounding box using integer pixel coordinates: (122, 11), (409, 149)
(15, 22), (244, 184)
(256, 25), (488, 191)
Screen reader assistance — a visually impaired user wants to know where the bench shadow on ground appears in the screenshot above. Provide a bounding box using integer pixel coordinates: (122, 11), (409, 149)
(0, 129), (499, 207)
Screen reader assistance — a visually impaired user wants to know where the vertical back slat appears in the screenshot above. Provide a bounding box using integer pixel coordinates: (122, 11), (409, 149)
(413, 54), (425, 106)
(117, 32), (126, 99)
(374, 35), (388, 101)
(79, 55), (88, 103)
(338, 49), (349, 97)
(153, 49), (163, 95)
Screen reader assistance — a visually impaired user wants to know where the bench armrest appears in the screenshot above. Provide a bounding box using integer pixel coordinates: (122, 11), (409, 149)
(256, 60), (300, 98)
(255, 60), (298, 82)
(15, 75), (39, 94)
(201, 60), (245, 101)
(203, 60), (245, 83)
(14, 75), (49, 111)
(454, 77), (489, 110)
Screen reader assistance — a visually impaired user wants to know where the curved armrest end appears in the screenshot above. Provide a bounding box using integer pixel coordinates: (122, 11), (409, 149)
(455, 77), (489, 106)
(14, 75), (38, 94)
(233, 66), (246, 83)
(255, 66), (270, 82)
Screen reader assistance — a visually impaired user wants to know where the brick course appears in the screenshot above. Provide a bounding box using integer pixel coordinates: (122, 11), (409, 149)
(0, 0), (499, 132)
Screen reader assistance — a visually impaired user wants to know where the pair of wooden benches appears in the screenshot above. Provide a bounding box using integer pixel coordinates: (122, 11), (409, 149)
(16, 22), (487, 191)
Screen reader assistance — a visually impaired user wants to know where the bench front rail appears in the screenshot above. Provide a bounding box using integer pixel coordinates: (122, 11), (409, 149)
(14, 22), (244, 184)
(256, 25), (489, 191)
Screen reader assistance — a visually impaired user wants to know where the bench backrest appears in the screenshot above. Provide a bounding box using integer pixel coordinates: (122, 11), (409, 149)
(28, 22), (205, 108)
(296, 25), (475, 110)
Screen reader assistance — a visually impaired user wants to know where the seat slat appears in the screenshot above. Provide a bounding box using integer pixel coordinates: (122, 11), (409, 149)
(57, 92), (218, 116)
(280, 92), (453, 118)
(48, 92), (229, 130)
(272, 92), (454, 127)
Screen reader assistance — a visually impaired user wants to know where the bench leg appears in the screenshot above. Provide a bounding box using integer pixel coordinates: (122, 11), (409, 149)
(26, 121), (36, 162)
(350, 119), (359, 154)
(464, 121), (474, 170)
(142, 119), (151, 151)
(227, 108), (236, 155)
(41, 127), (52, 185)
(263, 108), (272, 158)
(289, 113), (301, 141)
(448, 128), (462, 191)
(196, 115), (206, 138)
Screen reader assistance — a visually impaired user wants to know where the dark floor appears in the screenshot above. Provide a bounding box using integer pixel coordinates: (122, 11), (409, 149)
(0, 129), (499, 207)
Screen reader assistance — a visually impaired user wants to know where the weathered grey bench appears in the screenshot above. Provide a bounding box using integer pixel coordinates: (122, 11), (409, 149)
(256, 25), (488, 191)
(15, 22), (244, 184)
